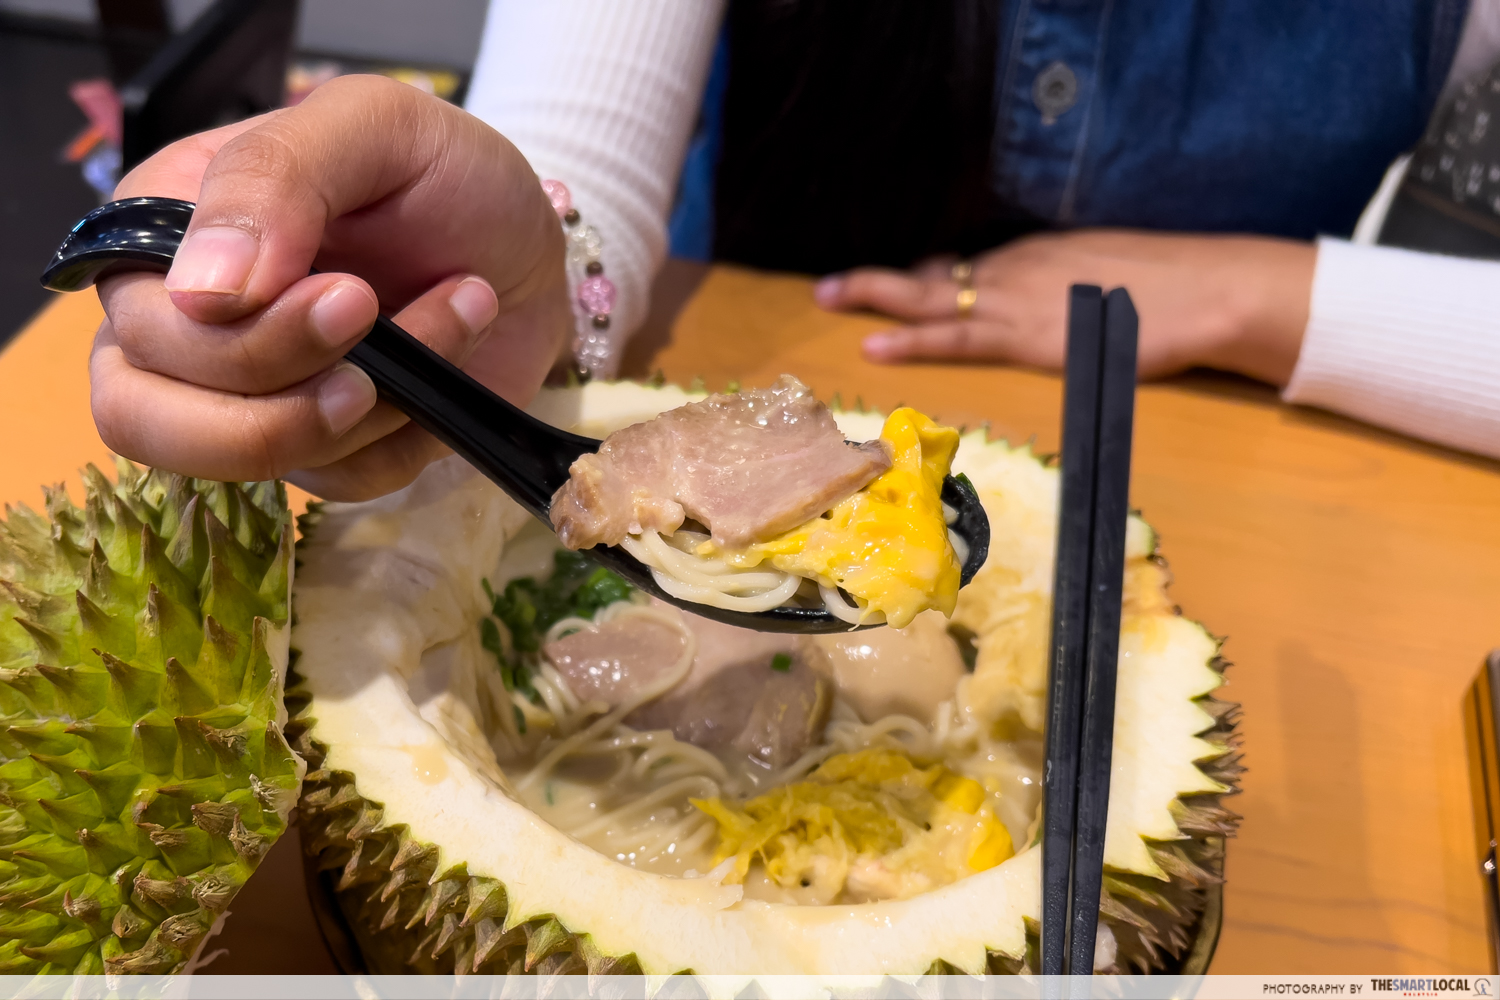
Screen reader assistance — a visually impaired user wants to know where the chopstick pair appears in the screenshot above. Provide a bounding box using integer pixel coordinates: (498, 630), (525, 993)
(1041, 285), (1140, 976)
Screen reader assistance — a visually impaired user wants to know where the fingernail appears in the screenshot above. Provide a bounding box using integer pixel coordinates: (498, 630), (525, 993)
(310, 281), (377, 348)
(862, 331), (900, 358)
(318, 363), (377, 437)
(449, 276), (499, 337)
(813, 276), (843, 307)
(163, 226), (259, 294)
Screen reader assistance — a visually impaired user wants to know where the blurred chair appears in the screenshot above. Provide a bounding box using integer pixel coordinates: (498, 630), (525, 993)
(96, 0), (171, 85)
(101, 0), (299, 171)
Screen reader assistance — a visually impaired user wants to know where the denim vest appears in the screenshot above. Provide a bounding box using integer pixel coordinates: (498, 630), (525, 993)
(673, 0), (1470, 266)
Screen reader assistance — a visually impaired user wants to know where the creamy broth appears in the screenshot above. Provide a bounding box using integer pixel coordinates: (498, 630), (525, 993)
(479, 521), (1043, 903)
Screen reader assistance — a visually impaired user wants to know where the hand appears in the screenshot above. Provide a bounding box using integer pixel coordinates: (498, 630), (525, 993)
(814, 230), (1316, 385)
(92, 74), (570, 501)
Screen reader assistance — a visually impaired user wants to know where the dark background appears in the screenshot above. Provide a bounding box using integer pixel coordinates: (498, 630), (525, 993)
(0, 0), (486, 343)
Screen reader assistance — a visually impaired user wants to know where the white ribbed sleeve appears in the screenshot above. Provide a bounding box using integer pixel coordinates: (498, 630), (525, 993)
(1283, 238), (1500, 459)
(464, 0), (725, 375)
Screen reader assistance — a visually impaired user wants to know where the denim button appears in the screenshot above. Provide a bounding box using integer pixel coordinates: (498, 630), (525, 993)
(1033, 61), (1079, 125)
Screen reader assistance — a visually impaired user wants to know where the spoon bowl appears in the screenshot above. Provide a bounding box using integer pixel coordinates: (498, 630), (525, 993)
(43, 197), (991, 633)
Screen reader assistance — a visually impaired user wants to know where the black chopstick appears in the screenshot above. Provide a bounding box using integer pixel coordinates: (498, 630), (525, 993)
(1041, 285), (1140, 977)
(1041, 286), (1105, 975)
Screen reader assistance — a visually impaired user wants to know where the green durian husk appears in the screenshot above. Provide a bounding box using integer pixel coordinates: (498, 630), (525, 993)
(0, 461), (302, 975)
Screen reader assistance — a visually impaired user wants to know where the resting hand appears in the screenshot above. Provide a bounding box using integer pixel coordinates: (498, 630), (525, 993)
(92, 74), (569, 500)
(814, 230), (1316, 385)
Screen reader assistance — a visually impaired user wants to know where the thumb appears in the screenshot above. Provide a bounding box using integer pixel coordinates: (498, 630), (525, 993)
(156, 75), (452, 324)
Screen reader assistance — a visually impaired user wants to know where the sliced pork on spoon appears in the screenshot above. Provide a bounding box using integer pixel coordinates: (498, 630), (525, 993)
(550, 375), (969, 627)
(550, 375), (892, 550)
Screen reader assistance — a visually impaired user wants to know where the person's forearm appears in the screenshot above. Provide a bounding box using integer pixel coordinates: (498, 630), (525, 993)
(464, 0), (726, 376)
(1281, 238), (1500, 459)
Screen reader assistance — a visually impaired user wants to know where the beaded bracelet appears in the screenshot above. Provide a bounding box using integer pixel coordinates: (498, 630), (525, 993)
(541, 179), (615, 379)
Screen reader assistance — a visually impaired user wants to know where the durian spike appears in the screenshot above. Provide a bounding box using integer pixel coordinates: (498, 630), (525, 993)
(137, 584), (204, 669)
(461, 877), (506, 927)
(74, 761), (142, 817)
(202, 508), (259, 598)
(101, 493), (145, 581)
(165, 495), (208, 586)
(81, 543), (120, 615)
(77, 590), (132, 662)
(523, 917), (572, 970)
(100, 653), (161, 722)
(201, 558), (268, 636)
(138, 526), (195, 614)
(41, 485), (81, 547)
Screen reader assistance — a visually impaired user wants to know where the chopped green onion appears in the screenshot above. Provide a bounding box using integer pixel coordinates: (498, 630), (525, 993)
(770, 652), (792, 673)
(479, 617), (502, 657)
(481, 552), (635, 704)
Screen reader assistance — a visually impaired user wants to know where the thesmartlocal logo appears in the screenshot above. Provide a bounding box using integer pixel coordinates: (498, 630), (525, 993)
(1366, 979), (1490, 997)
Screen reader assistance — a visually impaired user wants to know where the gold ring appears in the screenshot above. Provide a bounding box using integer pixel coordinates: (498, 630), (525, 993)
(952, 260), (976, 318)
(956, 287), (978, 318)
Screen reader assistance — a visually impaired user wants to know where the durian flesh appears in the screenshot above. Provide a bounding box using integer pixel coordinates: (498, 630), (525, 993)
(291, 380), (1240, 976)
(0, 463), (301, 975)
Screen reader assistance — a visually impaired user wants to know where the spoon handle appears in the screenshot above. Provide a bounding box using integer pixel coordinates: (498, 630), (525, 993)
(347, 316), (596, 520)
(41, 196), (597, 522)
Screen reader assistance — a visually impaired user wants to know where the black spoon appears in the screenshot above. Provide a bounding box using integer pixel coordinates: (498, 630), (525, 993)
(42, 197), (990, 633)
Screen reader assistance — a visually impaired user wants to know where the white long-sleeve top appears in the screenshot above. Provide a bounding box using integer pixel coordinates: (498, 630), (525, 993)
(464, 0), (724, 373)
(1283, 0), (1500, 459)
(466, 0), (1500, 460)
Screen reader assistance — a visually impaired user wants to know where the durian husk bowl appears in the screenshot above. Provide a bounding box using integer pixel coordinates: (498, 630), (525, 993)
(283, 380), (1241, 979)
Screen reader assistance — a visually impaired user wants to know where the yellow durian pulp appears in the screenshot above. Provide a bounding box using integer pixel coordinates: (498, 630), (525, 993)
(692, 748), (1014, 903)
(710, 408), (963, 627)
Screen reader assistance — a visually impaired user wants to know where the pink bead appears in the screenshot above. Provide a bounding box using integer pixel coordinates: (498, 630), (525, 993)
(577, 275), (617, 315)
(541, 179), (571, 217)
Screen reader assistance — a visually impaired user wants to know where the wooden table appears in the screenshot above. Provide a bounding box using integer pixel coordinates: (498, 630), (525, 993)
(4, 268), (1498, 974)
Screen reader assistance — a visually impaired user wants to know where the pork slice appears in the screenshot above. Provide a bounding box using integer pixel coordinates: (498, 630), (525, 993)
(671, 603), (801, 687)
(543, 615), (688, 708)
(547, 429), (681, 551)
(628, 648), (831, 770)
(549, 375), (892, 550)
(626, 659), (757, 749)
(731, 661), (832, 770)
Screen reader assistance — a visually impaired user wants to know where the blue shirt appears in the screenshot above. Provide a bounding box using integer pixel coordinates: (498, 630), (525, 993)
(992, 0), (1469, 238)
(672, 0), (1470, 260)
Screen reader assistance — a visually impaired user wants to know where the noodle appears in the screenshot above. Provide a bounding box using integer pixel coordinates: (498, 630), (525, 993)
(486, 541), (1042, 890)
(544, 615), (600, 645)
(531, 663), (581, 723)
(516, 602), (698, 791)
(620, 522), (969, 624)
(568, 775), (722, 839)
(621, 530), (803, 613)
(819, 583), (865, 625)
(624, 527), (869, 619)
